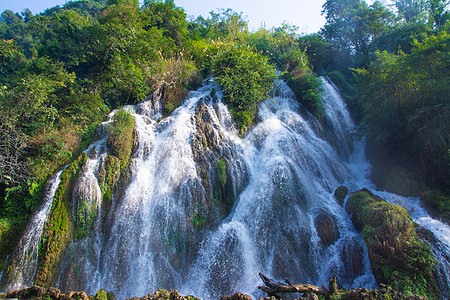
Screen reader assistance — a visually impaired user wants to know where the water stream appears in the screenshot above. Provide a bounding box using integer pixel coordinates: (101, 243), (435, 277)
(1, 169), (64, 291)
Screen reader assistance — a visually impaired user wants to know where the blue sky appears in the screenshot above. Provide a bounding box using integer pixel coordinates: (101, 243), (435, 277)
(0, 0), (328, 34)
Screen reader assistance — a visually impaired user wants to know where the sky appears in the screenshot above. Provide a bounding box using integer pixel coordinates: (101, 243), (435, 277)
(0, 0), (327, 34)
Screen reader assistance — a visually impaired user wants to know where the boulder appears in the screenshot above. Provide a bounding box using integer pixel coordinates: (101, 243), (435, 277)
(349, 188), (438, 299)
(314, 211), (340, 247)
(220, 292), (252, 300)
(333, 186), (348, 205)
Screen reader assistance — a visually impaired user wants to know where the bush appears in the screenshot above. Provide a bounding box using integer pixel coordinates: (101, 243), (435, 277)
(212, 44), (276, 132)
(286, 70), (324, 120)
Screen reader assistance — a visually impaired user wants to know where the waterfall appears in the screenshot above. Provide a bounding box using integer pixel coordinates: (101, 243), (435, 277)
(0, 169), (64, 291)
(3, 77), (449, 299)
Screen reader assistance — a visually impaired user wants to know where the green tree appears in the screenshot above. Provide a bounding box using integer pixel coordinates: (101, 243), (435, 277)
(356, 31), (450, 192)
(321, 0), (395, 67)
(395, 0), (425, 22)
(427, 0), (450, 28)
(142, 0), (188, 47)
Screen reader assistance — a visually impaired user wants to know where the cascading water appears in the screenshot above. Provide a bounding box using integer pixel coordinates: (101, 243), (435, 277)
(3, 77), (449, 299)
(0, 169), (64, 291)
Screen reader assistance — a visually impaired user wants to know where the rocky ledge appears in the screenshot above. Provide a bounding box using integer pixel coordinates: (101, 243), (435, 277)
(2, 284), (429, 300)
(2, 286), (199, 300)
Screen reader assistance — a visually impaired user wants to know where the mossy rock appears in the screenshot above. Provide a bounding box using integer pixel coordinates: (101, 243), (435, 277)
(34, 153), (87, 287)
(217, 158), (227, 188)
(349, 188), (439, 299)
(107, 109), (135, 170)
(334, 186), (348, 205)
(95, 289), (108, 300)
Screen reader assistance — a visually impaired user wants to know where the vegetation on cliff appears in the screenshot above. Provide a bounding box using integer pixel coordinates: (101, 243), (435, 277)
(349, 189), (438, 298)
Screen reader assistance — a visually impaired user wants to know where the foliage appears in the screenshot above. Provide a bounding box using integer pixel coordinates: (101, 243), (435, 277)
(349, 189), (438, 298)
(187, 9), (248, 41)
(286, 70), (324, 120)
(355, 31), (450, 192)
(298, 33), (334, 73)
(107, 109), (135, 169)
(95, 289), (108, 300)
(321, 0), (396, 68)
(212, 44), (276, 132)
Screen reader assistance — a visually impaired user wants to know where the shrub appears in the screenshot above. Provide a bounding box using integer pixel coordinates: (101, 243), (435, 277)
(212, 44), (276, 133)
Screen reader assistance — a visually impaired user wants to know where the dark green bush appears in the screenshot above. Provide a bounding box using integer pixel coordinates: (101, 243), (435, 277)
(212, 44), (276, 133)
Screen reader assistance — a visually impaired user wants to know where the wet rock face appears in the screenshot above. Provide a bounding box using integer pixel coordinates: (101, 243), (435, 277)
(334, 186), (348, 205)
(314, 211), (340, 247)
(193, 100), (222, 153)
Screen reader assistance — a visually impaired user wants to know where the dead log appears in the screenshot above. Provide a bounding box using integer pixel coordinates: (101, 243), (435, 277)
(258, 273), (329, 297)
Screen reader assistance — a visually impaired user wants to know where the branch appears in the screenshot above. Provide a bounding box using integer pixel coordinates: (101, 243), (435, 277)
(258, 273), (329, 297)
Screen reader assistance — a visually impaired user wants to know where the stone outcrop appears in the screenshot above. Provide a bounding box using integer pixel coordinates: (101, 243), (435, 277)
(191, 98), (249, 225)
(349, 188), (439, 299)
(314, 211), (340, 247)
(333, 186), (348, 205)
(4, 286), (114, 300)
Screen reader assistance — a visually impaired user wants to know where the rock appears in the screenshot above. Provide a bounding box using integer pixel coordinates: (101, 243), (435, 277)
(47, 287), (61, 299)
(220, 292), (252, 300)
(68, 291), (88, 300)
(314, 211), (340, 246)
(299, 293), (319, 300)
(349, 188), (438, 298)
(106, 292), (116, 300)
(169, 290), (182, 300)
(334, 186), (348, 205)
(193, 100), (221, 152)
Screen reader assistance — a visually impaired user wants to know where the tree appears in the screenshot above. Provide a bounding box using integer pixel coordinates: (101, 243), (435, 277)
(427, 0), (450, 28)
(188, 9), (248, 41)
(0, 113), (28, 186)
(395, 0), (425, 22)
(212, 44), (276, 132)
(321, 0), (395, 67)
(142, 0), (188, 47)
(355, 32), (450, 191)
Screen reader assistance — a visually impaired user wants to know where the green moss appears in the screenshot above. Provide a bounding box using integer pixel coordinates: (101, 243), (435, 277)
(349, 189), (438, 299)
(34, 153), (86, 287)
(107, 109), (135, 170)
(217, 158), (227, 188)
(97, 155), (121, 209)
(95, 289), (108, 300)
(192, 201), (207, 230)
(0, 217), (26, 271)
(421, 190), (450, 224)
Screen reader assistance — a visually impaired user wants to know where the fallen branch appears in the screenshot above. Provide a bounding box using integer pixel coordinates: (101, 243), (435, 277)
(258, 273), (329, 297)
